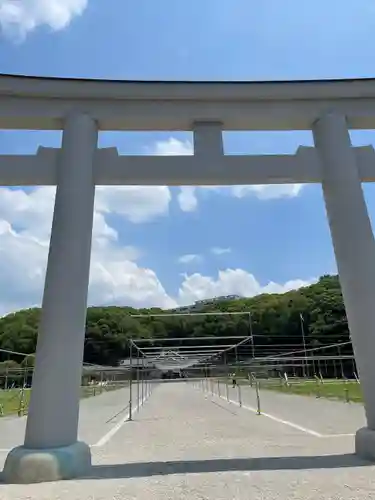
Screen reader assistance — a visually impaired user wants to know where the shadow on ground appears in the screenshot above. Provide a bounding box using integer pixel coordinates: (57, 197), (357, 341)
(84, 454), (373, 480)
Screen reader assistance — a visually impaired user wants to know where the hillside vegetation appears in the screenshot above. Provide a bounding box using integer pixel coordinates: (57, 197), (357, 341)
(0, 274), (350, 368)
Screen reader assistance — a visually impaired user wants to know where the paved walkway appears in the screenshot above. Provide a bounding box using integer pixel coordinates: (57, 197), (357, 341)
(1, 381), (375, 499)
(0, 386), (132, 451)
(222, 381), (366, 436)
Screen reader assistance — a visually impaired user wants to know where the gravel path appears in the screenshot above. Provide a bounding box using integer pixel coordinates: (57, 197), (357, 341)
(0, 383), (375, 500)
(218, 381), (366, 436)
(0, 385), (133, 451)
(0, 381), (375, 499)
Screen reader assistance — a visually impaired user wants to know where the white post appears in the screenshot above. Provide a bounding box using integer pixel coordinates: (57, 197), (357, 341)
(3, 113), (97, 483)
(313, 112), (375, 460)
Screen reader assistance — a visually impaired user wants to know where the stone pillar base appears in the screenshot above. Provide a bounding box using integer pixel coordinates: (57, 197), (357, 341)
(355, 427), (375, 461)
(2, 441), (91, 484)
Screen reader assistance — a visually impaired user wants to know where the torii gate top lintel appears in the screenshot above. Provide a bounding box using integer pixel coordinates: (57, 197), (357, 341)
(1, 74), (375, 131)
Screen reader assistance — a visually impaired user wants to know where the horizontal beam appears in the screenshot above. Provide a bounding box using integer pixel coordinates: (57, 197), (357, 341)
(132, 336), (250, 344)
(0, 148), (57, 185)
(240, 355), (354, 362)
(139, 344), (235, 350)
(0, 145), (374, 187)
(145, 350), (223, 356)
(2, 97), (375, 132)
(96, 154), (316, 186)
(2, 75), (375, 130)
(3, 75), (375, 101)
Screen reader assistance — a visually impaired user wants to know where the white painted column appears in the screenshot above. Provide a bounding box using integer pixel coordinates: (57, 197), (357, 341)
(313, 113), (375, 445)
(24, 113), (97, 449)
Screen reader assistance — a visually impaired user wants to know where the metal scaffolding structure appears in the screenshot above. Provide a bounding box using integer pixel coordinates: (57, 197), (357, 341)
(130, 335), (253, 372)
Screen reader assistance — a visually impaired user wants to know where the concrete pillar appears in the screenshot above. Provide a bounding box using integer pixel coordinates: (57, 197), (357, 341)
(313, 112), (375, 460)
(3, 113), (97, 483)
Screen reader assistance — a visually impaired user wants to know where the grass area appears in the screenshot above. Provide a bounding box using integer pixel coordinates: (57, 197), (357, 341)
(0, 382), (129, 417)
(0, 388), (31, 416)
(200, 376), (363, 404)
(259, 378), (363, 403)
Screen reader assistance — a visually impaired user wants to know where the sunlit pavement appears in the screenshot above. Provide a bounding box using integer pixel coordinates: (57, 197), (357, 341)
(0, 381), (374, 500)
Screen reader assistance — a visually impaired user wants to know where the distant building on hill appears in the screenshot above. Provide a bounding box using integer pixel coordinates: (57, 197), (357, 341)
(172, 294), (242, 313)
(194, 295), (242, 306)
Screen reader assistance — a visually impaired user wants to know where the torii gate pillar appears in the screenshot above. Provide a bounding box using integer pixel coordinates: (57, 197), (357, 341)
(313, 113), (375, 460)
(2, 113), (97, 483)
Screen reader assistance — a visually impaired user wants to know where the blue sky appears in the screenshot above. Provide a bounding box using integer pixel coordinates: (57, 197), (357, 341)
(1, 0), (375, 312)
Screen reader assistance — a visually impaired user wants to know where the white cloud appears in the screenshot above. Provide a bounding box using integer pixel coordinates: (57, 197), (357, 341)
(0, 186), (175, 315)
(178, 253), (202, 264)
(151, 138), (304, 210)
(178, 269), (315, 306)
(95, 186), (171, 224)
(211, 247), (231, 255)
(177, 187), (198, 212)
(0, 0), (88, 38)
(0, 184), (313, 316)
(152, 137), (193, 157)
(231, 184), (303, 200)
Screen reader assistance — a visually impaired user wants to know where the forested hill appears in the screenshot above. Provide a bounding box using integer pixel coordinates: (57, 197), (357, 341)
(0, 274), (349, 366)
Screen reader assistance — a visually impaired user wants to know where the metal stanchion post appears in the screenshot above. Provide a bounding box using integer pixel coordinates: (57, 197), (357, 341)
(237, 383), (242, 407)
(344, 379), (350, 403)
(315, 376), (321, 398)
(100, 369), (104, 394)
(333, 355), (338, 379)
(141, 357), (145, 405)
(136, 350), (140, 411)
(18, 393), (25, 417)
(128, 340), (133, 421)
(248, 373), (253, 394)
(217, 379), (220, 397)
(255, 380), (261, 415)
(337, 344), (345, 379)
(226, 378), (229, 402)
(23, 358), (28, 389)
(19, 358), (28, 416)
(4, 366), (8, 391)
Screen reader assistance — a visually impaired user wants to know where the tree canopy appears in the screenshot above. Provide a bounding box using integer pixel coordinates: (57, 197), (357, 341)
(0, 274), (350, 367)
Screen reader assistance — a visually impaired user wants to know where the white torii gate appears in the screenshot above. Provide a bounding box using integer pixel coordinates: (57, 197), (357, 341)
(2, 74), (375, 482)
